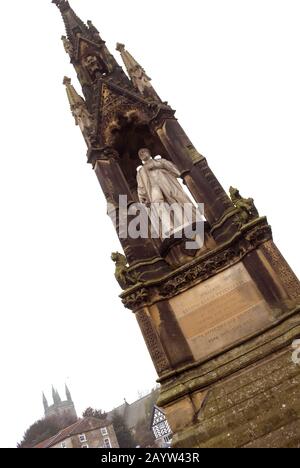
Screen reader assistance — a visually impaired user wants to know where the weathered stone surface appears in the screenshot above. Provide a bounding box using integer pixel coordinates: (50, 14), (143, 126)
(170, 263), (274, 361)
(53, 2), (300, 450)
(172, 346), (300, 448)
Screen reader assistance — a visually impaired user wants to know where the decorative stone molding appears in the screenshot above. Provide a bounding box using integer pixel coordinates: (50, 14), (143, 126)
(261, 241), (300, 301)
(121, 218), (273, 310)
(136, 309), (170, 374)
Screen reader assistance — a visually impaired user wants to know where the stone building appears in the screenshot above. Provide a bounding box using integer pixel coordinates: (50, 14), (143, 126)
(111, 393), (156, 433)
(34, 417), (119, 449)
(43, 385), (77, 422)
(108, 389), (173, 448)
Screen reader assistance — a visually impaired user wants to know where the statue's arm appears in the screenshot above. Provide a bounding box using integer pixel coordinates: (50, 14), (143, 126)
(160, 159), (181, 178)
(137, 172), (149, 204)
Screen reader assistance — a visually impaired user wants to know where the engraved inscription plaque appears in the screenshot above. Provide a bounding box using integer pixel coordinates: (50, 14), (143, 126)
(170, 263), (274, 361)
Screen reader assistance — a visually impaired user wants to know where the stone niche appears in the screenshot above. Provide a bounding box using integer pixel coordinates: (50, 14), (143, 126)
(151, 262), (275, 363)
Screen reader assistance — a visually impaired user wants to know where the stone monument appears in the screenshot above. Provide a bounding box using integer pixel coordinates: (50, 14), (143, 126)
(52, 0), (300, 448)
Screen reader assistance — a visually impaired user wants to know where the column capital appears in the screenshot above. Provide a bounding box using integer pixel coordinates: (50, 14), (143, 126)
(87, 146), (119, 166)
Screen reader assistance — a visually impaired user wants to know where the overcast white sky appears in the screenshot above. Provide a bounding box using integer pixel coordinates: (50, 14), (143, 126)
(0, 0), (299, 448)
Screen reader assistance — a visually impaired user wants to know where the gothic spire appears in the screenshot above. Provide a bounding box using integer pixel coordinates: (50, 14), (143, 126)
(52, 385), (61, 405)
(52, 0), (91, 44)
(43, 392), (48, 412)
(51, 385), (56, 401)
(56, 389), (62, 403)
(63, 77), (94, 144)
(116, 43), (161, 101)
(65, 384), (72, 402)
(53, 0), (125, 96)
(63, 76), (86, 112)
(116, 43), (149, 80)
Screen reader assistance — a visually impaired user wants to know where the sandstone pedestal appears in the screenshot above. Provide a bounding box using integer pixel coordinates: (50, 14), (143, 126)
(121, 219), (300, 448)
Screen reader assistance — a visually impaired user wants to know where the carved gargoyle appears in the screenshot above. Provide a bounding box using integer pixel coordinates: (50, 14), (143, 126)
(111, 252), (141, 290)
(229, 186), (259, 226)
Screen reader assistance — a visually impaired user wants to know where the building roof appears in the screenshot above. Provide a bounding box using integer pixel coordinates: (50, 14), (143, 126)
(108, 389), (159, 431)
(126, 394), (154, 429)
(34, 417), (109, 448)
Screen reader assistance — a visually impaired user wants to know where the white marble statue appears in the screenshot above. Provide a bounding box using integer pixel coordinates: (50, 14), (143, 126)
(137, 148), (197, 238)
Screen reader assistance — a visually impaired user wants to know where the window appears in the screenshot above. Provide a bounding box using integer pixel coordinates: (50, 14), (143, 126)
(81, 444), (89, 449)
(153, 407), (166, 425)
(79, 434), (87, 443)
(153, 421), (171, 439)
(61, 442), (66, 448)
(104, 438), (111, 448)
(101, 427), (108, 436)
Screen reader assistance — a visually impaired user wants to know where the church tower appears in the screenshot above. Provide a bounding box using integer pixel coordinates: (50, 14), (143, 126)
(52, 1), (300, 448)
(42, 393), (48, 413)
(44, 385), (77, 422)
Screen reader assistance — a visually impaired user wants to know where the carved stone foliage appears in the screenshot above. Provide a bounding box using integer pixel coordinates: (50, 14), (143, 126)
(111, 252), (141, 290)
(121, 218), (273, 310)
(87, 20), (102, 43)
(136, 309), (170, 375)
(230, 187), (259, 227)
(245, 224), (272, 247)
(61, 35), (73, 57)
(161, 248), (237, 297)
(122, 288), (149, 308)
(261, 241), (300, 301)
(95, 82), (155, 147)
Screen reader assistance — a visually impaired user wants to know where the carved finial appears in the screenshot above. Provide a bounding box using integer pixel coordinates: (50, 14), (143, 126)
(52, 0), (69, 10)
(53, 0), (90, 42)
(116, 43), (125, 53)
(63, 76), (71, 86)
(87, 20), (102, 41)
(87, 20), (98, 32)
(52, 0), (70, 11)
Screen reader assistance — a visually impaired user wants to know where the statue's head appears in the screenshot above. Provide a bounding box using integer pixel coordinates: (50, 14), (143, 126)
(83, 54), (108, 78)
(229, 186), (241, 202)
(229, 186), (239, 196)
(111, 252), (119, 263)
(83, 55), (99, 72)
(138, 148), (152, 163)
(111, 252), (126, 266)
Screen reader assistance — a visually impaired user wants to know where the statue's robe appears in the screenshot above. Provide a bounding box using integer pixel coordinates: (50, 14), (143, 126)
(137, 158), (196, 237)
(137, 158), (192, 205)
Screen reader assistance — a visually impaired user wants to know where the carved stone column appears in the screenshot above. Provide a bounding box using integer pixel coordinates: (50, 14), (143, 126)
(89, 146), (170, 280)
(151, 115), (237, 241)
(135, 307), (171, 376)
